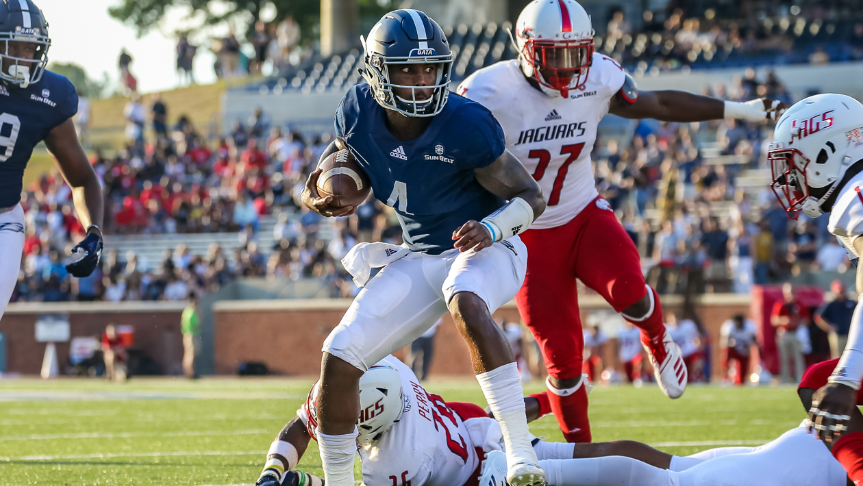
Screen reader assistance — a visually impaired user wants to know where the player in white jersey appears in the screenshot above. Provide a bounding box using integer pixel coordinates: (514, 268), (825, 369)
(720, 315), (757, 385)
(457, 0), (786, 443)
(769, 93), (863, 485)
(617, 322), (643, 384)
(479, 423), (849, 486)
(255, 356), (575, 486)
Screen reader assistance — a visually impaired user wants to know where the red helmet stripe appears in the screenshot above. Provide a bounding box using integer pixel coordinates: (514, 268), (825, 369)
(557, 0), (573, 32)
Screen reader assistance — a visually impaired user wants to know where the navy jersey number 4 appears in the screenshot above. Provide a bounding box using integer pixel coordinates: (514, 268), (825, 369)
(335, 83), (506, 254)
(0, 70), (78, 207)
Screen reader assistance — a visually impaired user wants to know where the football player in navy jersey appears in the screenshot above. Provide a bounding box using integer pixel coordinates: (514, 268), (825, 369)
(301, 9), (547, 486)
(0, 0), (104, 319)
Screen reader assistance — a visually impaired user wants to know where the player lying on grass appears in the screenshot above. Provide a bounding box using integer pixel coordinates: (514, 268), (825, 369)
(257, 355), (840, 486)
(256, 355), (669, 486)
(478, 421), (848, 486)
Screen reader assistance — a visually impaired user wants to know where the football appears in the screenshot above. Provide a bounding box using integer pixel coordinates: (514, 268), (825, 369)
(316, 148), (371, 208)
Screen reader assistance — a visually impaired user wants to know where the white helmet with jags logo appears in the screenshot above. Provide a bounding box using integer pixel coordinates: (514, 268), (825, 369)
(514, 0), (594, 99)
(769, 93), (863, 219)
(356, 358), (404, 445)
(304, 358), (405, 446)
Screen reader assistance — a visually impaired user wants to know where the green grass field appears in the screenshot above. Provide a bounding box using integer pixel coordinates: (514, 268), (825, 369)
(0, 378), (808, 485)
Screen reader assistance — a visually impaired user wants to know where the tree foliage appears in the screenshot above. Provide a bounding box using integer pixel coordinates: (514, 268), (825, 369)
(108, 0), (399, 42)
(48, 62), (108, 98)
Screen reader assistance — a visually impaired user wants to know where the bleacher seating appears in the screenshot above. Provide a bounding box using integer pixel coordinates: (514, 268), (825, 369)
(235, 15), (863, 96)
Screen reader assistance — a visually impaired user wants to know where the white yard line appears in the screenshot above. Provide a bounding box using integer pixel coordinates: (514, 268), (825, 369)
(649, 439), (770, 447)
(0, 450), (267, 461)
(0, 429), (271, 441)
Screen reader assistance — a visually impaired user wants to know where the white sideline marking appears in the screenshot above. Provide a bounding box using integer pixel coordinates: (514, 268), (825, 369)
(0, 428), (271, 441)
(0, 450), (267, 461)
(649, 439), (770, 447)
(592, 420), (739, 428)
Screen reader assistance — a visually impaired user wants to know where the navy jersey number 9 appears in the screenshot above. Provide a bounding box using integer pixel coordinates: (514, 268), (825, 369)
(0, 113), (21, 163)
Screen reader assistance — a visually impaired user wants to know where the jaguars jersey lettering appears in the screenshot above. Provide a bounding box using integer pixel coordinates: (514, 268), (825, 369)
(0, 70), (78, 207)
(335, 83), (505, 254)
(298, 357), (480, 486)
(458, 54), (626, 229)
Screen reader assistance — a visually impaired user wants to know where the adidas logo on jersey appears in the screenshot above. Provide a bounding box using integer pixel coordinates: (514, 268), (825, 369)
(545, 109), (562, 121)
(390, 146), (407, 160)
(0, 85), (8, 96)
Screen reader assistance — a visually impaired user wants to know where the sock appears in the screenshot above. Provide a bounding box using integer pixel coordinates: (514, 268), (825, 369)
(546, 376), (592, 443)
(540, 456), (673, 486)
(533, 440), (576, 460)
(318, 429), (358, 486)
(529, 391), (552, 419)
(477, 363), (541, 470)
(622, 286), (665, 342)
(832, 432), (863, 484)
(260, 440), (299, 482)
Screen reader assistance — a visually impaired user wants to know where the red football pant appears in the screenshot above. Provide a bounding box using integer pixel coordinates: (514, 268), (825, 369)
(833, 433), (863, 485)
(624, 355), (642, 383)
(516, 197), (663, 443)
(725, 349), (750, 385)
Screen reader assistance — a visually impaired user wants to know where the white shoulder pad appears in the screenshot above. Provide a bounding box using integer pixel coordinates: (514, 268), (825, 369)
(589, 53), (627, 97)
(828, 181), (863, 239)
(456, 61), (516, 110)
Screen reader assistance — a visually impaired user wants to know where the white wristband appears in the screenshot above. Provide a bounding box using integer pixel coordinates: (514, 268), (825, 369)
(481, 197), (535, 242)
(723, 100), (769, 122)
(828, 300), (863, 390)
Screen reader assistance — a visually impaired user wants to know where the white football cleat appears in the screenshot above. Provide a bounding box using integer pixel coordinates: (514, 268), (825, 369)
(479, 450), (508, 486)
(642, 330), (687, 399)
(507, 458), (546, 486)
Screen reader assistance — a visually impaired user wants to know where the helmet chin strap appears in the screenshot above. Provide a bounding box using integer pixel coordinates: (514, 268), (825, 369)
(801, 198), (823, 218)
(7, 65), (30, 88)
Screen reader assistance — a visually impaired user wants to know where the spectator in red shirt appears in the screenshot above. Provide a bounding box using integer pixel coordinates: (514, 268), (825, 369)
(240, 139), (267, 171)
(771, 283), (808, 383)
(22, 226), (40, 255)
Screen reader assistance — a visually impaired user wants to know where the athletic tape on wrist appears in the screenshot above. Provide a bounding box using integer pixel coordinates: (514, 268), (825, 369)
(267, 440), (299, 471)
(481, 197), (534, 242)
(723, 100), (768, 122)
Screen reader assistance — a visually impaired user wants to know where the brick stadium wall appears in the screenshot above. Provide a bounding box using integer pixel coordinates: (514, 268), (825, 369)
(214, 295), (752, 380)
(1, 302), (186, 375)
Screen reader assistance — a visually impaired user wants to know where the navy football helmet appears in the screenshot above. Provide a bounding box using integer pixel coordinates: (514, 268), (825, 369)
(360, 9), (453, 117)
(0, 0), (50, 88)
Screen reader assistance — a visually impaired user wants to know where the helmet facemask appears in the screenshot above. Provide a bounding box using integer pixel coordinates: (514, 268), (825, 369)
(0, 30), (50, 88)
(769, 145), (810, 220)
(362, 46), (453, 118)
(522, 38), (593, 98)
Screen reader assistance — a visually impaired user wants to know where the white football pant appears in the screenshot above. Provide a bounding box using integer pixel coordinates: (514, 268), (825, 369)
(0, 205), (25, 321)
(541, 427), (846, 486)
(323, 237), (527, 370)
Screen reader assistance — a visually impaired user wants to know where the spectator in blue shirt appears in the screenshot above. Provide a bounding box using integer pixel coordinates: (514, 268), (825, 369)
(815, 280), (856, 359)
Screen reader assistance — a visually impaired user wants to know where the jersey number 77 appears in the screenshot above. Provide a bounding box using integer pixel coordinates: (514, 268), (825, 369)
(528, 143), (585, 206)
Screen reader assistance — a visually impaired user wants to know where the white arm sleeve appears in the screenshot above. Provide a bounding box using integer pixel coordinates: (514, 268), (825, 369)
(829, 298), (863, 390)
